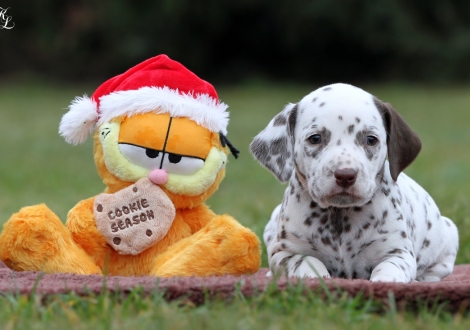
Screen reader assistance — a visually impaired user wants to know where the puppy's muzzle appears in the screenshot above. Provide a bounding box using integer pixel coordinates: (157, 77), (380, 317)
(334, 168), (357, 188)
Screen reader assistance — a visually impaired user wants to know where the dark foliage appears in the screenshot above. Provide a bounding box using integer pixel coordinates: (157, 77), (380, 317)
(1, 0), (470, 83)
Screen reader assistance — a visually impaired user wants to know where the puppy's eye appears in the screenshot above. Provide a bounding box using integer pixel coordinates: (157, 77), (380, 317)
(308, 134), (322, 144)
(366, 136), (378, 146)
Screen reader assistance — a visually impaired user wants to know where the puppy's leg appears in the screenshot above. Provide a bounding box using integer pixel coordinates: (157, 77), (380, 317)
(263, 205), (280, 277)
(264, 205), (280, 248)
(370, 252), (416, 283)
(270, 251), (331, 278)
(265, 205), (330, 278)
(418, 253), (456, 282)
(417, 216), (458, 282)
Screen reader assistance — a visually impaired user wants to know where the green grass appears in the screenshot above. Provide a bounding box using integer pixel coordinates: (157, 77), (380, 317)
(2, 280), (470, 329)
(1, 80), (470, 328)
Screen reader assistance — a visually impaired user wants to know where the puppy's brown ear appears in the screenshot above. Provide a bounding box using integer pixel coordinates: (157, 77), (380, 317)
(374, 98), (421, 182)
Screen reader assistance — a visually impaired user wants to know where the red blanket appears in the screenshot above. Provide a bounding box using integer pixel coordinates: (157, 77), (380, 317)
(1, 261), (469, 309)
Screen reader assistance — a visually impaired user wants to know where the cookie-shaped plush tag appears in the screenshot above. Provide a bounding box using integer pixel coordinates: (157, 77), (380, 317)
(94, 177), (175, 255)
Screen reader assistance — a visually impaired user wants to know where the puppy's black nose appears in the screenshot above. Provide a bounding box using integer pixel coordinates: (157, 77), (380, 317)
(334, 168), (357, 188)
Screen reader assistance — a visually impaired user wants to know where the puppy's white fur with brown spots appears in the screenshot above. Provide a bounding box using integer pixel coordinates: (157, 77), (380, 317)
(250, 83), (458, 282)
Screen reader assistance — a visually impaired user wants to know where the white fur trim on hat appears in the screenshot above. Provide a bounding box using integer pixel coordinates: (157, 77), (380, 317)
(59, 95), (98, 145)
(97, 86), (229, 135)
(60, 86), (229, 145)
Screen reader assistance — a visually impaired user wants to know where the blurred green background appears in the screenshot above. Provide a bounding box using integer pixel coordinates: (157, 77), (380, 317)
(0, 1), (470, 268)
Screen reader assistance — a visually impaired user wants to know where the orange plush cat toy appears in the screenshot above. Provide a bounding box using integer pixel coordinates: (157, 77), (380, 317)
(0, 55), (261, 277)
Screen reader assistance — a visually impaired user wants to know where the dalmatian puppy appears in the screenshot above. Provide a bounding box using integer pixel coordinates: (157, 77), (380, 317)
(250, 83), (458, 282)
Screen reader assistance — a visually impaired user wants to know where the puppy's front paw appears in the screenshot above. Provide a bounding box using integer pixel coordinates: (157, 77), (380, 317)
(370, 261), (412, 283)
(370, 274), (408, 283)
(287, 256), (331, 279)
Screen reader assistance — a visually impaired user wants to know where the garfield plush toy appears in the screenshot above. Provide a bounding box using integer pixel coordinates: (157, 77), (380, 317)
(0, 55), (261, 277)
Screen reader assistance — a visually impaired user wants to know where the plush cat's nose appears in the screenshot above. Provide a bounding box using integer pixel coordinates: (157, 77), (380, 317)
(149, 169), (168, 185)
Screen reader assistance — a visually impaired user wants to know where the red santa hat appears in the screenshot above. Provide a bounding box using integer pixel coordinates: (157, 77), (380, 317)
(59, 54), (229, 145)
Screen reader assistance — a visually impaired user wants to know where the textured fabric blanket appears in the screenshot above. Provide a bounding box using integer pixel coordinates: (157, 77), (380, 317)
(1, 261), (469, 310)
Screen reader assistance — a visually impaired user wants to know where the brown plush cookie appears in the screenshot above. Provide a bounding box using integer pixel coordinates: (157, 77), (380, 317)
(94, 177), (176, 255)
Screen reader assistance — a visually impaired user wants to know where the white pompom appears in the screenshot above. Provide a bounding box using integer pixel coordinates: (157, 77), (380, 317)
(59, 95), (98, 145)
